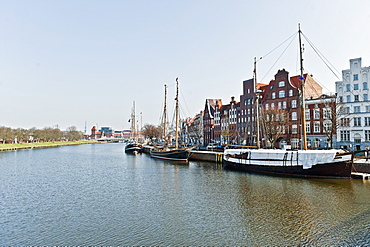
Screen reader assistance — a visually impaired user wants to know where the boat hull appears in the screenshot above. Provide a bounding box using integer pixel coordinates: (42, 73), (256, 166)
(150, 149), (189, 161)
(223, 149), (353, 178)
(125, 143), (143, 154)
(223, 159), (352, 178)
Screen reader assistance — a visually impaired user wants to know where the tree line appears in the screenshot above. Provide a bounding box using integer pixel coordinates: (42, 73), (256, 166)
(0, 126), (83, 144)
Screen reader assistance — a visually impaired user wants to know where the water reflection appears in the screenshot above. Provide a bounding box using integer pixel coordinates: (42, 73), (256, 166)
(1, 143), (370, 246)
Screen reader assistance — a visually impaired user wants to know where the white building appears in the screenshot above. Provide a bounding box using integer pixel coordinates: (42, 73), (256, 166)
(336, 57), (370, 151)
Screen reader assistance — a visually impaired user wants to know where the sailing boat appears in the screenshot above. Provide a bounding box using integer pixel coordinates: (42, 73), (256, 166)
(150, 78), (190, 161)
(125, 101), (143, 154)
(223, 25), (353, 178)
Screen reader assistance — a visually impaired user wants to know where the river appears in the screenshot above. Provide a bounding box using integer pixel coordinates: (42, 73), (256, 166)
(1, 143), (370, 246)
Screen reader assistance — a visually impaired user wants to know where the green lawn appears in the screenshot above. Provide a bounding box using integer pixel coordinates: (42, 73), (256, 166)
(0, 140), (97, 150)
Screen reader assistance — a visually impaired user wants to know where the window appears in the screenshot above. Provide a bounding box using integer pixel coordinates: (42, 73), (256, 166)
(247, 99), (251, 105)
(354, 117), (361, 127)
(271, 103), (275, 110)
(314, 109), (320, 119)
(306, 122), (311, 133)
(292, 112), (297, 120)
(364, 94), (368, 101)
(340, 130), (350, 142)
(292, 100), (297, 108)
(354, 95), (359, 102)
(247, 89), (251, 94)
(323, 120), (332, 133)
(292, 124), (298, 134)
(305, 109), (310, 120)
(279, 90), (285, 98)
(354, 84), (359, 90)
(283, 101), (287, 109)
(272, 92), (276, 99)
(339, 96), (343, 103)
(265, 104), (269, 110)
(323, 108), (331, 119)
(289, 90), (293, 97)
(365, 117), (370, 126)
(344, 107), (350, 114)
(354, 106), (361, 113)
(366, 130), (370, 141)
(291, 138), (299, 149)
(364, 82), (368, 90)
(354, 74), (359, 81)
(314, 122), (320, 133)
(314, 138), (321, 148)
(278, 102), (282, 109)
(347, 95), (351, 103)
(279, 81), (285, 87)
(340, 118), (350, 126)
(367, 106), (370, 112)
(346, 84), (351, 91)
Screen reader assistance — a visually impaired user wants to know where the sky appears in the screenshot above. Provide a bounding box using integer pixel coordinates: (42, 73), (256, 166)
(1, 0), (370, 132)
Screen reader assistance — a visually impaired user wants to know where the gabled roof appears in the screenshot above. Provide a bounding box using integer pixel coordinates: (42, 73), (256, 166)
(205, 99), (222, 118)
(290, 73), (309, 89)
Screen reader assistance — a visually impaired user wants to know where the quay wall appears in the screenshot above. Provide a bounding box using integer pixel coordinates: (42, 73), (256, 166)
(189, 150), (223, 163)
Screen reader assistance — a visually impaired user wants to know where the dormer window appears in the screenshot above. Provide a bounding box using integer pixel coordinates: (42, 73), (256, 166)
(278, 81), (285, 87)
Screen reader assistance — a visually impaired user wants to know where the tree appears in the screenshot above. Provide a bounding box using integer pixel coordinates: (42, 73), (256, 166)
(142, 124), (162, 140)
(323, 95), (349, 149)
(259, 108), (290, 148)
(65, 126), (83, 141)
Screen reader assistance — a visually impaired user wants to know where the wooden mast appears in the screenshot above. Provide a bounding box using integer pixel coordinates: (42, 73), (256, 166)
(131, 101), (136, 141)
(175, 78), (179, 149)
(254, 57), (261, 149)
(163, 84), (167, 148)
(299, 24), (308, 150)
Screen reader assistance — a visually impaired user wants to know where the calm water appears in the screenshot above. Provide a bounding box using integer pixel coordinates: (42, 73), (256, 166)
(1, 143), (370, 246)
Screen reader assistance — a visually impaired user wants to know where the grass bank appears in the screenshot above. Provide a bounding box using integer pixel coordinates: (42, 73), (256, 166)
(0, 140), (98, 152)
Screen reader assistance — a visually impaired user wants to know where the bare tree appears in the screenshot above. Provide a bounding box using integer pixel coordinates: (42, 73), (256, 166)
(260, 108), (290, 148)
(65, 126), (83, 141)
(323, 95), (349, 149)
(142, 124), (162, 140)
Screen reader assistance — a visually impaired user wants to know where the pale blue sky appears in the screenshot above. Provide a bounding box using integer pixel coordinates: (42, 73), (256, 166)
(1, 0), (370, 131)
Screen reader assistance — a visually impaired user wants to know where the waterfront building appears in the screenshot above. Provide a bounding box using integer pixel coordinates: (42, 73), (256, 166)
(219, 97), (239, 145)
(238, 69), (330, 149)
(183, 111), (204, 145)
(238, 79), (267, 146)
(203, 99), (222, 146)
(100, 126), (114, 137)
(336, 58), (370, 151)
(305, 94), (337, 149)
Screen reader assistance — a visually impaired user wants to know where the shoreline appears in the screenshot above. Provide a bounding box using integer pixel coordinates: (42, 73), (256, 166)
(0, 140), (99, 152)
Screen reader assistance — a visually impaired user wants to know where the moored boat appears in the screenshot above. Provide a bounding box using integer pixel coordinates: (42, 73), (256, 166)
(150, 78), (190, 162)
(223, 25), (354, 178)
(125, 101), (143, 155)
(223, 148), (353, 178)
(150, 147), (189, 161)
(125, 142), (143, 154)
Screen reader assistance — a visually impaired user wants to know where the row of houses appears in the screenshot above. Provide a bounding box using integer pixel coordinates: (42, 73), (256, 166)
(184, 58), (370, 151)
